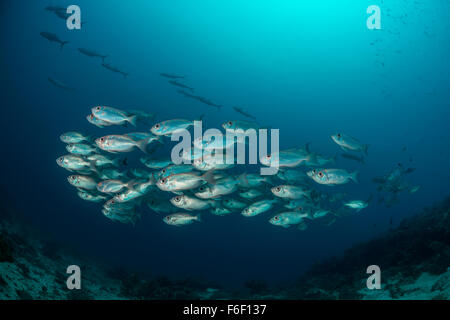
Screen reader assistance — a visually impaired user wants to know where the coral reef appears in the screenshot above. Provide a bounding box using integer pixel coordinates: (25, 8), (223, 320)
(1, 194), (449, 300)
(280, 197), (450, 299)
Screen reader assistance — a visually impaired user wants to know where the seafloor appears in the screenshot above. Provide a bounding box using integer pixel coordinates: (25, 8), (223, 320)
(0, 194), (449, 300)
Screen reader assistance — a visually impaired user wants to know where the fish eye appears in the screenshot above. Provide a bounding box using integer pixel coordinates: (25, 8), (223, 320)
(161, 169), (166, 174)
(154, 124), (160, 129)
(228, 121), (232, 126)
(276, 187), (281, 192)
(199, 186), (205, 191)
(100, 137), (105, 142)
(274, 216), (279, 221)
(175, 196), (181, 202)
(267, 155), (271, 159)
(318, 172), (324, 178)
(96, 106), (101, 111)
(337, 133), (341, 138)
(161, 178), (167, 184)
(298, 206), (303, 211)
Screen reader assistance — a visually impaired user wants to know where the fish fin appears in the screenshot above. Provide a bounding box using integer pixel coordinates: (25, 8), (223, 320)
(196, 214), (202, 222)
(350, 171), (359, 183)
(363, 144), (369, 156)
(307, 152), (318, 165)
(134, 139), (149, 153)
(128, 115), (138, 127)
(201, 170), (216, 185)
(304, 142), (311, 153)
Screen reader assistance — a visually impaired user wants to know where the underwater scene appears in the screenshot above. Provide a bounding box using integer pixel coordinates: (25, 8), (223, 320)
(0, 0), (449, 302)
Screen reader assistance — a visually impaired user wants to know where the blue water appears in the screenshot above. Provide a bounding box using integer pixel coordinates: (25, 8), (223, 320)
(1, 0), (449, 287)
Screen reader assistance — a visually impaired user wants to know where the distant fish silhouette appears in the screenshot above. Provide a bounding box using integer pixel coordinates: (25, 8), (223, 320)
(233, 106), (256, 119)
(40, 32), (68, 50)
(48, 77), (74, 91)
(160, 73), (185, 79)
(168, 80), (194, 92)
(101, 63), (129, 78)
(78, 48), (108, 62)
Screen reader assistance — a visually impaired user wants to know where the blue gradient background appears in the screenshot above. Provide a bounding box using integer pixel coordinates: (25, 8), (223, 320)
(1, 1), (449, 287)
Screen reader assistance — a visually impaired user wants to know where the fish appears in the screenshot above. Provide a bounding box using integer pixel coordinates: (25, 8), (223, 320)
(192, 154), (235, 171)
(87, 114), (112, 128)
(156, 171), (216, 192)
(99, 168), (127, 180)
(56, 155), (96, 173)
(340, 153), (365, 164)
(168, 80), (194, 92)
(60, 132), (90, 144)
(77, 191), (106, 202)
(158, 165), (195, 179)
(271, 185), (311, 200)
(67, 175), (97, 190)
(222, 198), (247, 210)
(194, 177), (239, 199)
(177, 89), (197, 99)
(409, 185), (420, 194)
(114, 189), (145, 203)
(241, 199), (279, 217)
(331, 133), (369, 155)
(308, 168), (359, 186)
(147, 197), (178, 214)
(140, 157), (173, 169)
(97, 179), (137, 194)
(343, 195), (372, 212)
(277, 169), (310, 184)
(95, 135), (150, 153)
(237, 173), (272, 188)
(160, 73), (185, 79)
(269, 212), (310, 228)
(91, 106), (138, 127)
(101, 63), (129, 78)
(170, 195), (216, 211)
(260, 148), (316, 168)
(40, 32), (68, 49)
(150, 119), (195, 136)
(66, 143), (97, 156)
(128, 168), (152, 179)
(78, 48), (108, 62)
(194, 96), (222, 109)
(45, 5), (66, 13)
(163, 213), (201, 226)
(48, 77), (74, 91)
(233, 106), (256, 120)
(239, 189), (264, 199)
(210, 207), (232, 216)
(87, 154), (126, 167)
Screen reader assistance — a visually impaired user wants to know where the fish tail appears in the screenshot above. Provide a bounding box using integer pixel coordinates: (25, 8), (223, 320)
(363, 144), (369, 156)
(201, 170), (216, 185)
(350, 171), (359, 183)
(128, 115), (138, 127)
(134, 138), (149, 154)
(196, 214), (202, 222)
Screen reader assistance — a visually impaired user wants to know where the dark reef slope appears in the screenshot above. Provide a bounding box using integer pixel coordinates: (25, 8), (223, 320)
(1, 193), (449, 300)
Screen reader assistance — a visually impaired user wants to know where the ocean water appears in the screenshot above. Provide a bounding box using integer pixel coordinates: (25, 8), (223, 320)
(1, 0), (449, 290)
